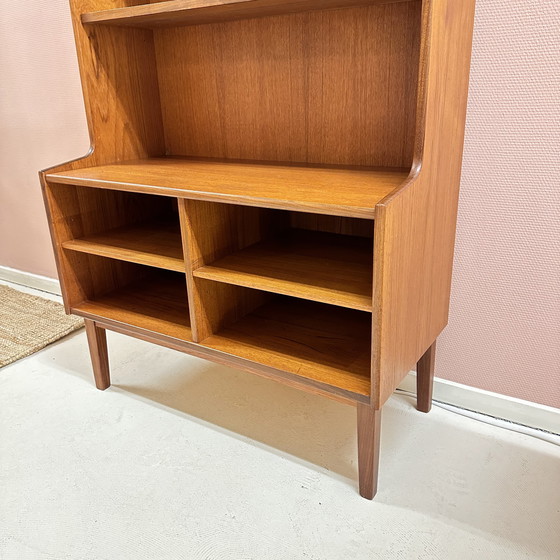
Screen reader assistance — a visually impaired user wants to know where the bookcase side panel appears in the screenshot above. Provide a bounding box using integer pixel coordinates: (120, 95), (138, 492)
(53, 0), (166, 172)
(372, 0), (476, 408)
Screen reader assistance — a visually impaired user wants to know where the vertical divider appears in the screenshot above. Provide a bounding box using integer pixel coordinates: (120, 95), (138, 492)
(178, 198), (279, 343)
(178, 198), (207, 342)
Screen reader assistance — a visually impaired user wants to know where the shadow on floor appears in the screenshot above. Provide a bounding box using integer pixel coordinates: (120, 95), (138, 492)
(45, 330), (560, 558)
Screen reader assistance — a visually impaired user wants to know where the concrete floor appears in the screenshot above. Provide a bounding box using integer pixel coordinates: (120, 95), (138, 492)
(1, 283), (559, 559)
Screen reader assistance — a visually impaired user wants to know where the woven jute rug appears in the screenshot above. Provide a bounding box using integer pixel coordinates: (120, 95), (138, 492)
(0, 285), (83, 368)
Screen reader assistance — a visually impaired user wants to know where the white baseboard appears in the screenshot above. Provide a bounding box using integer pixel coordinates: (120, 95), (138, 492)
(0, 265), (61, 295)
(399, 373), (559, 435)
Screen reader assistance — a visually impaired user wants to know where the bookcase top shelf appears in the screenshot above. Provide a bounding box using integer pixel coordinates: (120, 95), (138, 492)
(81, 0), (412, 28)
(47, 158), (408, 219)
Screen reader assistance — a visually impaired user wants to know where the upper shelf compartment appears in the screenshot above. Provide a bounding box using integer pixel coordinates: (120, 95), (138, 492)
(81, 0), (409, 28)
(46, 158), (408, 218)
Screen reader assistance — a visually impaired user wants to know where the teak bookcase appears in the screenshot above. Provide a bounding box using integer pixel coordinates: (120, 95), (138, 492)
(41, 0), (475, 499)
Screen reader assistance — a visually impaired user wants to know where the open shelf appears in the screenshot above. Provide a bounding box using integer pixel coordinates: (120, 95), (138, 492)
(202, 297), (371, 397)
(62, 221), (184, 272)
(73, 271), (191, 341)
(194, 229), (373, 311)
(81, 0), (405, 28)
(46, 158), (408, 219)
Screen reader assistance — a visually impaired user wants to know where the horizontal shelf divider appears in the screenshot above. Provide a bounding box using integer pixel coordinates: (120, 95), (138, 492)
(47, 157), (408, 219)
(194, 229), (373, 311)
(61, 221), (185, 272)
(81, 0), (411, 29)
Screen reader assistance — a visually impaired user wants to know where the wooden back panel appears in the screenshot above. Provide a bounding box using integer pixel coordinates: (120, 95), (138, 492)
(154, 1), (421, 167)
(372, 0), (476, 407)
(289, 214), (373, 238)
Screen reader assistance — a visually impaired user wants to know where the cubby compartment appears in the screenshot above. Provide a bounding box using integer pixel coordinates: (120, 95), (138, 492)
(45, 183), (184, 272)
(184, 201), (374, 311)
(198, 282), (372, 398)
(68, 255), (192, 341)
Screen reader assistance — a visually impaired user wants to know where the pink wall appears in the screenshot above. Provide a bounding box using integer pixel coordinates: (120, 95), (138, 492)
(0, 1), (90, 278)
(1, 1), (558, 407)
(437, 0), (560, 409)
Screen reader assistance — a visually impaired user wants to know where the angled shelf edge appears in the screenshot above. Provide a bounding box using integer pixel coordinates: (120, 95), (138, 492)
(81, 0), (413, 28)
(62, 221), (184, 272)
(46, 158), (409, 219)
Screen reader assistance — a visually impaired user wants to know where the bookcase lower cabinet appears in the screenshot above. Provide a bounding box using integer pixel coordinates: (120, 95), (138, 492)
(40, 0), (475, 499)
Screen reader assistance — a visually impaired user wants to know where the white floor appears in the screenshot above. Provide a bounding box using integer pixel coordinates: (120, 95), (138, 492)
(1, 283), (559, 560)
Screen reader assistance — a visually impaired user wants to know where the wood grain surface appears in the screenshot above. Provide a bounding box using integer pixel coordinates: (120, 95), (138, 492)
(70, 0), (165, 165)
(84, 319), (111, 390)
(416, 341), (436, 413)
(74, 271), (192, 340)
(43, 181), (177, 307)
(194, 229), (374, 311)
(202, 297), (372, 397)
(371, 0), (476, 408)
(357, 404), (381, 499)
(154, 3), (421, 168)
(82, 0), (412, 27)
(47, 158), (409, 218)
(39, 0), (475, 499)
(84, 314), (364, 405)
(62, 221), (184, 272)
(179, 200), (277, 341)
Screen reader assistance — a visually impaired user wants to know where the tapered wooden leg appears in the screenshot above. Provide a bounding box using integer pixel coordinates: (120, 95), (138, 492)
(84, 319), (110, 390)
(357, 404), (381, 500)
(417, 341), (436, 413)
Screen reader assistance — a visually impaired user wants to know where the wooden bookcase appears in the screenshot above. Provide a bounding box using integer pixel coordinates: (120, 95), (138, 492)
(41, 0), (475, 499)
